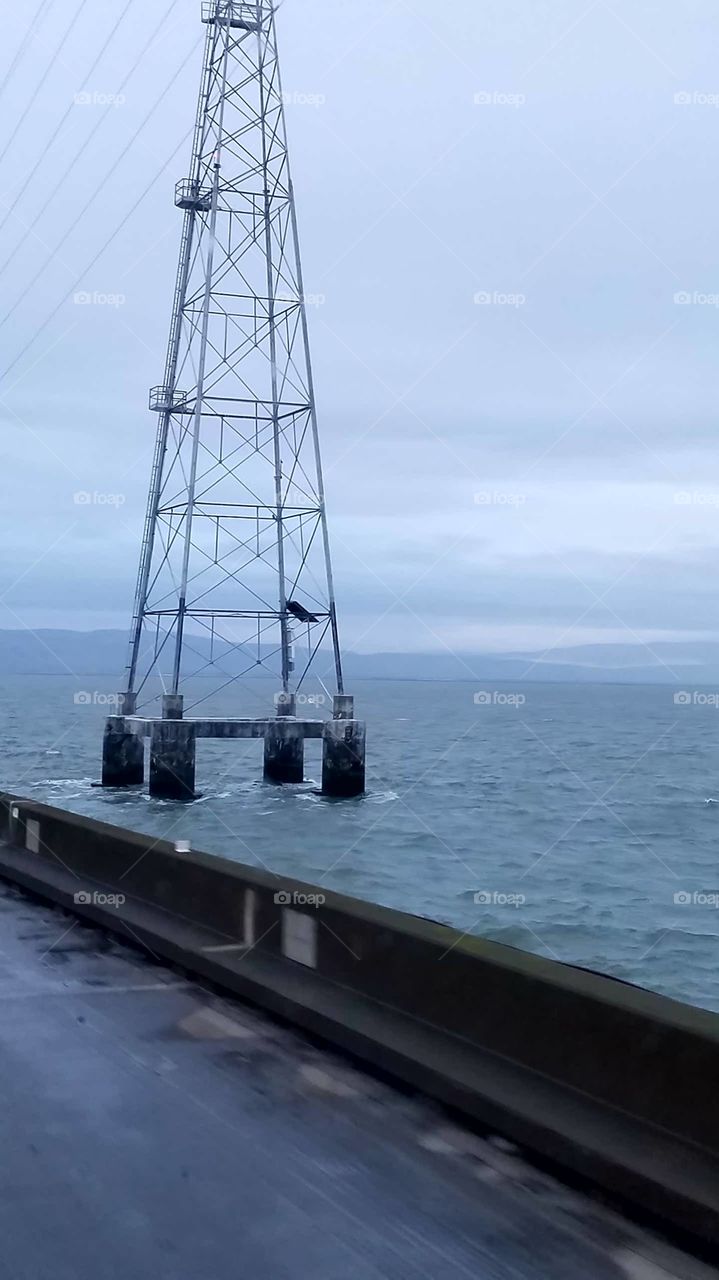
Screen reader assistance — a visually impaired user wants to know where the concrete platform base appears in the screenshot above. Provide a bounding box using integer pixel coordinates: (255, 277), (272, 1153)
(102, 691), (366, 799)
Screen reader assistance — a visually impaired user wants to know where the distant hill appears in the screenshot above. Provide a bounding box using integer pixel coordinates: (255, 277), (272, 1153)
(0, 629), (716, 684)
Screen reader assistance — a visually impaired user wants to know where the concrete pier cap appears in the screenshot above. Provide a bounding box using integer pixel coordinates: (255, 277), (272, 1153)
(162, 693), (184, 720)
(333, 694), (354, 720)
(274, 691), (297, 717)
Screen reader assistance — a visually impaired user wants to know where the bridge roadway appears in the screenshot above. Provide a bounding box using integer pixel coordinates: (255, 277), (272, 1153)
(0, 880), (713, 1280)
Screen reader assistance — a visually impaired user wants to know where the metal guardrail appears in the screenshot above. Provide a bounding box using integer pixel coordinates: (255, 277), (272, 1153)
(201, 1), (268, 29)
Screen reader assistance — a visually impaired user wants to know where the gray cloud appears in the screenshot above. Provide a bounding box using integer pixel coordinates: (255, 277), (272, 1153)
(1, 0), (718, 655)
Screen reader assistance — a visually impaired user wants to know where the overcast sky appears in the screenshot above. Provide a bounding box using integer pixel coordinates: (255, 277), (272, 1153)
(1, 0), (718, 655)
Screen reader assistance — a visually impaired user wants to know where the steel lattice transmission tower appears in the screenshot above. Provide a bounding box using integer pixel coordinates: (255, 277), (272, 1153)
(123, 0), (344, 714)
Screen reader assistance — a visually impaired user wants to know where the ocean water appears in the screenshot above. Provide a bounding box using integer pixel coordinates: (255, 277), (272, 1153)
(3, 674), (719, 1012)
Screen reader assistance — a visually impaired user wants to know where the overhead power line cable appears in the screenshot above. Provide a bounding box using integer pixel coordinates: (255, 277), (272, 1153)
(0, 0), (176, 286)
(0, 0), (89, 176)
(1, 121), (193, 389)
(0, 0), (138, 248)
(0, 34), (199, 343)
(0, 0), (48, 101)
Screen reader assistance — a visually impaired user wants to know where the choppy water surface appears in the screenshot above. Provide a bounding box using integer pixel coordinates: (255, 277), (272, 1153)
(3, 675), (719, 1011)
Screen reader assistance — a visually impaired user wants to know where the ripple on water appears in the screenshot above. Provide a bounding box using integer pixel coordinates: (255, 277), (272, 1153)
(7, 678), (719, 1012)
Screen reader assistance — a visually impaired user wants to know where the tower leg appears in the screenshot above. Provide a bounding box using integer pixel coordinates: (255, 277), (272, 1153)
(149, 721), (196, 800)
(264, 719), (304, 784)
(102, 717), (144, 787)
(322, 719), (366, 798)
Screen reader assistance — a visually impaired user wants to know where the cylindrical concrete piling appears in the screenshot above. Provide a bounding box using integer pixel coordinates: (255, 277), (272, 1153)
(149, 721), (196, 800)
(102, 718), (144, 787)
(322, 719), (366, 797)
(264, 718), (304, 784)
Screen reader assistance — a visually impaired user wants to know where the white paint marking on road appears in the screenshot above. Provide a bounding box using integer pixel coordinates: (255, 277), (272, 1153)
(299, 1065), (360, 1097)
(178, 1006), (258, 1040)
(201, 943), (249, 954)
(0, 982), (192, 1000)
(614, 1245), (711, 1280)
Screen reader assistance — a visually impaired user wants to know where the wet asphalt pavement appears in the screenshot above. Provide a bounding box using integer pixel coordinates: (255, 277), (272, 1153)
(0, 881), (714, 1280)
